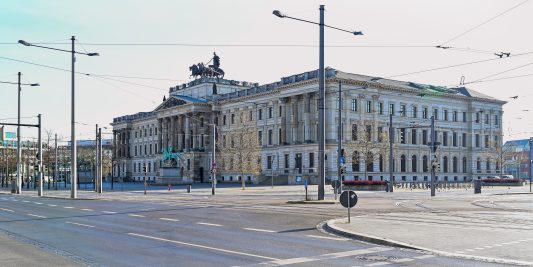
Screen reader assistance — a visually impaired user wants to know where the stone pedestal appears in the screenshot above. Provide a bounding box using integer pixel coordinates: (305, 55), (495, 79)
(157, 167), (192, 185)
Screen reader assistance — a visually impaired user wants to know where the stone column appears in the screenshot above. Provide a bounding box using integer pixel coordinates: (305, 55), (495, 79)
(291, 96), (299, 143)
(304, 94), (311, 142)
(177, 115), (184, 150)
(157, 119), (162, 154)
(185, 115), (191, 149)
(126, 130), (130, 158)
(112, 131), (117, 158)
(170, 116), (176, 150)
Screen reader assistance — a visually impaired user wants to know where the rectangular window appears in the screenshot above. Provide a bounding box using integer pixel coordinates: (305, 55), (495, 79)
(484, 135), (489, 148)
(484, 114), (489, 124)
(149, 144), (152, 155)
(494, 135), (499, 148)
(279, 128), (282, 144)
(475, 112), (480, 123)
(444, 110), (448, 121)
(494, 115), (499, 125)
(453, 111), (457, 122)
(463, 112), (467, 122)
(365, 125), (372, 141)
(223, 115), (227, 125)
(475, 134), (480, 148)
(258, 131), (263, 146)
(267, 156), (272, 169)
(422, 130), (428, 145)
(412, 106), (418, 118)
(309, 153), (315, 168)
(443, 132), (448, 146)
(268, 129), (273, 145)
(453, 132), (457, 147)
(268, 107), (273, 118)
(411, 129), (417, 144)
(400, 104), (406, 117)
(249, 111), (253, 121)
(366, 101), (372, 113)
(433, 108), (439, 120)
(378, 102), (384, 115)
(258, 109), (262, 120)
(187, 159), (190, 170)
(351, 99), (358, 111)
(231, 114), (235, 124)
(389, 103), (395, 115)
(279, 105), (282, 117)
(351, 124), (358, 141)
(462, 133), (467, 147)
(284, 154), (289, 168)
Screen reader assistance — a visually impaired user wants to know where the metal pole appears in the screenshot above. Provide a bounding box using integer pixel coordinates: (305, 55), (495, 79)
(389, 113), (394, 192)
(430, 115), (436, 197)
(212, 124), (216, 195)
(529, 137), (532, 192)
(98, 127), (103, 193)
(336, 81), (342, 201)
(95, 124), (98, 192)
(54, 134), (58, 190)
(71, 36), (77, 199)
(144, 162), (147, 195)
(16, 72), (22, 194)
(37, 114), (43, 197)
(317, 4), (326, 200)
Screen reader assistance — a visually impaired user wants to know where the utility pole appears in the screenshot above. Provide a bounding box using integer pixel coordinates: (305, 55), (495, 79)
(95, 124), (98, 192)
(336, 81), (342, 201)
(98, 127), (103, 193)
(16, 72), (22, 194)
(143, 162), (147, 195)
(37, 114), (43, 197)
(529, 137), (532, 192)
(430, 115), (436, 197)
(317, 4), (326, 200)
(388, 113), (394, 193)
(54, 134), (58, 190)
(71, 36), (78, 199)
(212, 124), (216, 195)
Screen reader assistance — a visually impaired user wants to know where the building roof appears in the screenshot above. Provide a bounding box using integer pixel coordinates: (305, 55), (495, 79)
(503, 139), (531, 150)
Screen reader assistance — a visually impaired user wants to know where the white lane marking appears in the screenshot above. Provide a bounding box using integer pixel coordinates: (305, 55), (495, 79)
(392, 258), (414, 263)
(254, 246), (392, 266)
(455, 251), (465, 254)
(27, 214), (47, 218)
(367, 262), (390, 266)
(81, 208), (94, 211)
(66, 221), (95, 228)
(102, 211), (117, 214)
(127, 232), (280, 261)
(465, 249), (475, 252)
(160, 218), (180, 222)
(305, 235), (348, 241)
(493, 244), (503, 247)
(63, 206), (74, 209)
(474, 247), (484, 250)
(12, 199), (18, 201)
(22, 200), (30, 203)
(519, 239), (528, 242)
(34, 202), (43, 205)
(0, 208), (14, 212)
(197, 222), (222, 227)
(47, 204), (57, 207)
(243, 228), (277, 233)
(128, 214), (145, 218)
(414, 254), (434, 259)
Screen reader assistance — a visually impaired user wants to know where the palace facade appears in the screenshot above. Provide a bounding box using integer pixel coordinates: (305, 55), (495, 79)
(111, 68), (505, 184)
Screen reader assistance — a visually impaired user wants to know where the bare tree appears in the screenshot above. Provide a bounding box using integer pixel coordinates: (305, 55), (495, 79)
(218, 110), (261, 190)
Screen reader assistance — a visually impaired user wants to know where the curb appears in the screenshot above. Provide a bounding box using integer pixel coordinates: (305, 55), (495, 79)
(324, 218), (533, 266)
(286, 200), (337, 204)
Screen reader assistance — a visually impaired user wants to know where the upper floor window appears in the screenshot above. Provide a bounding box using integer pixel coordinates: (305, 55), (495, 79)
(423, 107), (428, 119)
(444, 110), (448, 121)
(453, 111), (457, 122)
(378, 102), (384, 115)
(366, 101), (372, 113)
(268, 107), (273, 119)
(412, 106), (418, 118)
(400, 104), (406, 117)
(494, 115), (499, 125)
(433, 108), (439, 120)
(258, 109), (263, 120)
(389, 103), (395, 115)
(351, 99), (358, 111)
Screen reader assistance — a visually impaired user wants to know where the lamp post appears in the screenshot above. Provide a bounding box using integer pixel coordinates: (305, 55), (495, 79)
(19, 37), (99, 198)
(274, 6), (362, 200)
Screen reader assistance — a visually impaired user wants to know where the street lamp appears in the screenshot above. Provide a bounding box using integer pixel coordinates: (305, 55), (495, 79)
(19, 36), (99, 198)
(274, 5), (363, 200)
(1, 74), (40, 194)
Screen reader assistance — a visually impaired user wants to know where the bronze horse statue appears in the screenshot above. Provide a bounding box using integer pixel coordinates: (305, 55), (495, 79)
(189, 64), (225, 79)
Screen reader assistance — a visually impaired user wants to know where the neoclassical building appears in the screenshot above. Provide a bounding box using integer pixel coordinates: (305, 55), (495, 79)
(111, 68), (505, 184)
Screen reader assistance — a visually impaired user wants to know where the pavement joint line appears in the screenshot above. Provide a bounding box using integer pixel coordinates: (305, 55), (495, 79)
(251, 246), (393, 266)
(127, 232), (280, 261)
(305, 234), (348, 241)
(197, 222), (222, 227)
(243, 228), (277, 233)
(159, 218), (180, 222)
(0, 208), (14, 212)
(27, 213), (46, 218)
(65, 221), (96, 228)
(128, 214), (146, 217)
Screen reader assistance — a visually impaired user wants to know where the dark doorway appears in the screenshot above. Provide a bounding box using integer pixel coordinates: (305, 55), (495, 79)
(199, 167), (204, 183)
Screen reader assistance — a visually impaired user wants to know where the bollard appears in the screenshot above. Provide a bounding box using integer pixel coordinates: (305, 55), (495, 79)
(187, 185), (191, 193)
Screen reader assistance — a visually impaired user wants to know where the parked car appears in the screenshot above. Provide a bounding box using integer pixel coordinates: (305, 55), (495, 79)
(501, 175), (514, 179)
(486, 175), (500, 179)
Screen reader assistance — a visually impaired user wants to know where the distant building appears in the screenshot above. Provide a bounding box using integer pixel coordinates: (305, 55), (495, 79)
(112, 68), (505, 184)
(503, 139), (532, 179)
(0, 126), (17, 148)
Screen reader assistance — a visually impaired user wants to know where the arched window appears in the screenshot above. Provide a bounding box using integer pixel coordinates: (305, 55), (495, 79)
(352, 151), (360, 172)
(379, 154), (384, 172)
(476, 158), (481, 170)
(463, 157), (467, 173)
(400, 155), (406, 172)
(366, 152), (374, 172)
(486, 158), (491, 170)
(443, 156), (448, 173)
(423, 155), (428, 172)
(452, 157), (458, 173)
(411, 155), (417, 172)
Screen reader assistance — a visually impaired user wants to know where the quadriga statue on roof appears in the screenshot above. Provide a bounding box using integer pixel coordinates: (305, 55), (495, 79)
(189, 52), (225, 79)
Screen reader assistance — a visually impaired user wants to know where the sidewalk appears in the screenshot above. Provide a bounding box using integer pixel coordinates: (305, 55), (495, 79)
(325, 193), (533, 266)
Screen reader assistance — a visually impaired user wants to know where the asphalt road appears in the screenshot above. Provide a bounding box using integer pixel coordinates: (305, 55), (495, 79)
(0, 188), (512, 267)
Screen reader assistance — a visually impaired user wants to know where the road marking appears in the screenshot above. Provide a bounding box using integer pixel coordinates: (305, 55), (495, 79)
(197, 222), (222, 227)
(393, 258), (414, 263)
(413, 255), (434, 259)
(34, 202), (43, 205)
(81, 208), (94, 211)
(47, 204), (57, 207)
(160, 218), (180, 222)
(0, 208), (14, 212)
(102, 211), (117, 214)
(305, 235), (348, 241)
(493, 244), (503, 247)
(252, 246), (392, 266)
(128, 214), (145, 218)
(455, 251), (465, 254)
(66, 221), (95, 228)
(366, 262), (390, 266)
(22, 200), (30, 203)
(474, 247), (484, 250)
(27, 214), (46, 218)
(243, 228), (277, 233)
(483, 245), (493, 248)
(64, 206), (74, 209)
(127, 232), (280, 261)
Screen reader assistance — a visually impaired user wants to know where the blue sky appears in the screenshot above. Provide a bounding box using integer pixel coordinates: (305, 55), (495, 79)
(1, 0), (532, 142)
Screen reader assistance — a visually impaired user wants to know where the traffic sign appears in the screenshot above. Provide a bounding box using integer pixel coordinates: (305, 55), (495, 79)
(340, 190), (357, 208)
(331, 179), (341, 189)
(339, 156), (345, 165)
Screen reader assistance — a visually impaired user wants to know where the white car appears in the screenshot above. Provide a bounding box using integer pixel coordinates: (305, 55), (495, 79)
(501, 175), (514, 179)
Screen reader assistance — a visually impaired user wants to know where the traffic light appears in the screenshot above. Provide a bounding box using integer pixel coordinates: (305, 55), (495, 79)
(432, 160), (440, 172)
(142, 164), (147, 173)
(34, 165), (40, 172)
(340, 165), (345, 175)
